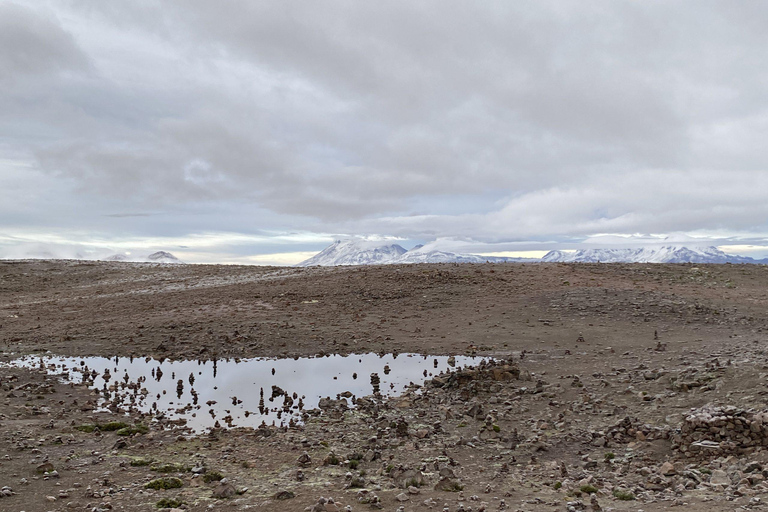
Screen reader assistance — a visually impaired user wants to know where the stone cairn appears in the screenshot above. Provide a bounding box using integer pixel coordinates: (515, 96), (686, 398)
(673, 405), (768, 457)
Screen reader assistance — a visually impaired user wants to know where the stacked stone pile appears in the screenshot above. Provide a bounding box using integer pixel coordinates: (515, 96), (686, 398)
(598, 416), (672, 445)
(674, 406), (768, 456)
(426, 358), (531, 390)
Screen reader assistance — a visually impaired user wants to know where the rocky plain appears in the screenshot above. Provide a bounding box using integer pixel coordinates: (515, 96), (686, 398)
(2, 260), (768, 511)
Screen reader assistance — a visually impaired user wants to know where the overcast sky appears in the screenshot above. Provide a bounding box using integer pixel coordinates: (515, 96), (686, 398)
(2, 1), (768, 263)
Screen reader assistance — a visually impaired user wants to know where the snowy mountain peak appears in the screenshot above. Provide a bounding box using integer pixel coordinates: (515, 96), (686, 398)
(146, 251), (183, 263)
(297, 239), (407, 266)
(541, 245), (761, 264)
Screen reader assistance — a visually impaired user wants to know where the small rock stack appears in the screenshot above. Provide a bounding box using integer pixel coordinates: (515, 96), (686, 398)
(675, 406), (768, 456)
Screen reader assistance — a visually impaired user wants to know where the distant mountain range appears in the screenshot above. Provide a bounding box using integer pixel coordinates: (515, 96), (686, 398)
(104, 251), (183, 264)
(297, 240), (533, 266)
(541, 246), (768, 264)
(1, 249), (184, 264)
(298, 240), (768, 266)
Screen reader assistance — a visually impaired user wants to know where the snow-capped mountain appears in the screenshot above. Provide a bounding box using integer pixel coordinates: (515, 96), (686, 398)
(300, 239), (768, 267)
(392, 243), (525, 264)
(297, 240), (407, 266)
(298, 239), (532, 266)
(145, 251), (183, 263)
(103, 251), (183, 264)
(542, 245), (765, 264)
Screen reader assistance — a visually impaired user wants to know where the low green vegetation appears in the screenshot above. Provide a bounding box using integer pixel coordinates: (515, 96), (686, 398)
(613, 489), (636, 501)
(156, 497), (184, 508)
(151, 463), (189, 473)
(116, 424), (149, 436)
(203, 471), (224, 483)
(100, 421), (131, 431)
(145, 477), (183, 490)
(75, 421), (135, 433)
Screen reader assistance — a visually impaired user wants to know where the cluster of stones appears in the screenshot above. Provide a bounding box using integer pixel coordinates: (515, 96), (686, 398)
(597, 416), (672, 446)
(427, 358), (531, 390)
(673, 406), (768, 456)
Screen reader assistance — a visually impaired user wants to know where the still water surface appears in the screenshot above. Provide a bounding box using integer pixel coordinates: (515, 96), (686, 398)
(10, 353), (483, 432)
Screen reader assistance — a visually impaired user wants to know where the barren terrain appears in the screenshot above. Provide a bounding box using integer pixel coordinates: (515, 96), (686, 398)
(2, 260), (768, 511)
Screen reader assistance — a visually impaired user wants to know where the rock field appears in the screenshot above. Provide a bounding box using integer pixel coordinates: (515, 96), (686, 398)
(2, 260), (768, 511)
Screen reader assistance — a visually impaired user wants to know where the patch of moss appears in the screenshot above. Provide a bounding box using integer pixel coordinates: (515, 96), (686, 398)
(101, 421), (131, 431)
(116, 424), (149, 436)
(492, 424), (501, 433)
(203, 471), (223, 483)
(145, 477), (183, 490)
(604, 452), (615, 461)
(613, 489), (635, 501)
(406, 477), (423, 488)
(580, 484), (598, 494)
(130, 457), (153, 467)
(554, 481), (562, 490)
(151, 463), (189, 473)
(74, 424), (97, 433)
(156, 497), (184, 508)
(348, 477), (365, 488)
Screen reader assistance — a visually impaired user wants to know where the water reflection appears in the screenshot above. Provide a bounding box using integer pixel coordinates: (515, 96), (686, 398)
(9, 353), (482, 432)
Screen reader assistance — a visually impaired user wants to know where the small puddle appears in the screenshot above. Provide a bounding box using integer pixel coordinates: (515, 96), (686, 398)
(8, 353), (484, 432)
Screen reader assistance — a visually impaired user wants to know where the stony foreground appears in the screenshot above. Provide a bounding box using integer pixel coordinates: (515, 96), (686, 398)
(2, 260), (768, 511)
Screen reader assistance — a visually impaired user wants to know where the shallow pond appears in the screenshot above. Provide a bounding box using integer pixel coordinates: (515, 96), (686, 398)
(9, 353), (484, 432)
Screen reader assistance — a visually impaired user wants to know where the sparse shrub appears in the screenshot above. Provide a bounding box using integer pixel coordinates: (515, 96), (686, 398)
(116, 424), (149, 436)
(554, 481), (562, 490)
(156, 497), (183, 508)
(130, 457), (152, 467)
(613, 489), (635, 501)
(203, 471), (224, 483)
(349, 459), (359, 470)
(348, 477), (365, 488)
(151, 463), (189, 473)
(101, 421), (130, 431)
(492, 424), (501, 433)
(604, 452), (615, 461)
(145, 477), (183, 490)
(406, 477), (423, 488)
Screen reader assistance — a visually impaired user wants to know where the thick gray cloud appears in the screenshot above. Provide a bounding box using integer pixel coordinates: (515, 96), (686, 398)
(2, 0), (768, 261)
